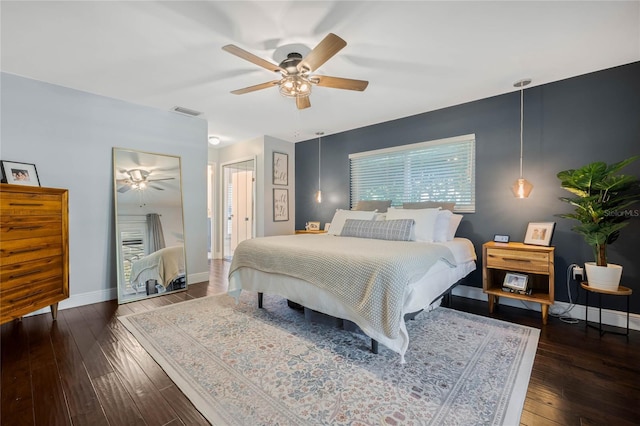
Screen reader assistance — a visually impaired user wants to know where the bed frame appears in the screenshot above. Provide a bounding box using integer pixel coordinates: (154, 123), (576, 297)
(256, 281), (460, 355)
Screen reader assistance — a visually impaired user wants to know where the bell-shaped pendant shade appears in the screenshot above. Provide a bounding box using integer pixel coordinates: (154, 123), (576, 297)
(512, 178), (533, 199)
(315, 190), (322, 203)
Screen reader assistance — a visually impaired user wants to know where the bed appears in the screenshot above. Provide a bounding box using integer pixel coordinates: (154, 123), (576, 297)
(228, 223), (476, 362)
(130, 245), (186, 294)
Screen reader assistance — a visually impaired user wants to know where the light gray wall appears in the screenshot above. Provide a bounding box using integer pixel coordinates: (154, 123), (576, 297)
(210, 135), (294, 258)
(0, 72), (209, 308)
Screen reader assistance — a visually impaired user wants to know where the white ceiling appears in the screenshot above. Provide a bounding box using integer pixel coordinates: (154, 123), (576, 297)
(2, 1), (639, 146)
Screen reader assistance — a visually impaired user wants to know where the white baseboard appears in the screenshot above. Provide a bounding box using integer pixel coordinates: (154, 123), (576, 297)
(188, 271), (210, 285)
(452, 285), (639, 331)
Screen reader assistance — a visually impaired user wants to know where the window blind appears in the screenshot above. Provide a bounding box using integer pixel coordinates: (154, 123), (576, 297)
(349, 134), (475, 212)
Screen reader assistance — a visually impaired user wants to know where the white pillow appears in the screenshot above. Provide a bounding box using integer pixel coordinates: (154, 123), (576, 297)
(328, 209), (376, 235)
(433, 209), (453, 242)
(447, 214), (463, 240)
(385, 207), (440, 242)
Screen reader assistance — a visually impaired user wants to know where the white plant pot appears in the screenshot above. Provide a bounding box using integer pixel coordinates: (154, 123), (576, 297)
(584, 262), (622, 291)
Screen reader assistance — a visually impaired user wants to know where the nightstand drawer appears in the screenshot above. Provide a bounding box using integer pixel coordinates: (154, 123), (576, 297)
(485, 248), (550, 274)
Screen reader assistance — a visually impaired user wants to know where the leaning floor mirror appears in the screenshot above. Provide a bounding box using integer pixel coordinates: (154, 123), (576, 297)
(113, 148), (187, 303)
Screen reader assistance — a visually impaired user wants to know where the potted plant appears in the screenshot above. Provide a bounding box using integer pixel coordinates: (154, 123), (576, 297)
(557, 156), (640, 290)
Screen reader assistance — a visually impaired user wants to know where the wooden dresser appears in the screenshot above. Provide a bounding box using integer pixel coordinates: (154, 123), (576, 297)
(0, 184), (69, 324)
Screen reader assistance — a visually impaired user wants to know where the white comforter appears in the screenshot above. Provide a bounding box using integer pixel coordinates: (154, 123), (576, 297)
(130, 245), (185, 287)
(229, 235), (474, 361)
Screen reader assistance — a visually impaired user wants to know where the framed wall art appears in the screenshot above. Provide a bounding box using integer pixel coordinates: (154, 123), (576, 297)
(273, 152), (288, 186)
(0, 160), (41, 187)
(273, 188), (289, 221)
(524, 222), (555, 246)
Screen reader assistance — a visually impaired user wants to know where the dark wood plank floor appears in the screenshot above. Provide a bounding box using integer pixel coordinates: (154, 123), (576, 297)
(2, 260), (638, 425)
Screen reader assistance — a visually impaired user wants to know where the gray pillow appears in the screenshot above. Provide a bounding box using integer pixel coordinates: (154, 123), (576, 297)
(340, 218), (414, 241)
(354, 200), (392, 213)
(403, 201), (455, 211)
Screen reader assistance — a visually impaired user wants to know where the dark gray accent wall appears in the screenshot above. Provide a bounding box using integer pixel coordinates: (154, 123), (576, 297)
(295, 62), (640, 313)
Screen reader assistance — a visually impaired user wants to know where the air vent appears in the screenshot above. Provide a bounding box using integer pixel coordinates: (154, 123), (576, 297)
(171, 106), (203, 117)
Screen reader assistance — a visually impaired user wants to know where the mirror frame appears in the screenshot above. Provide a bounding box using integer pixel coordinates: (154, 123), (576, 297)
(113, 147), (188, 304)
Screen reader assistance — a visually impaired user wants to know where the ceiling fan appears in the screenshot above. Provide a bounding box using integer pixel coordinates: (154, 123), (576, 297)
(117, 169), (174, 193)
(222, 33), (368, 110)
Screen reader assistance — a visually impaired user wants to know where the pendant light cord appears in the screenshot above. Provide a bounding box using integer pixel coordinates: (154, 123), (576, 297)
(519, 84), (524, 179)
(317, 133), (322, 191)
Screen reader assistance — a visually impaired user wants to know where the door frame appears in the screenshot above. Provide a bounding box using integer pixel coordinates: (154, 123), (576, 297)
(220, 156), (256, 259)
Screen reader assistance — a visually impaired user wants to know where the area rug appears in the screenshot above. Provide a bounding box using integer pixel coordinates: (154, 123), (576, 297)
(120, 293), (539, 425)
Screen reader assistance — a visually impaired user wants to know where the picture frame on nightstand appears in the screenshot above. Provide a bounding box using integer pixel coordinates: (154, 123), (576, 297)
(524, 222), (555, 246)
(503, 272), (529, 292)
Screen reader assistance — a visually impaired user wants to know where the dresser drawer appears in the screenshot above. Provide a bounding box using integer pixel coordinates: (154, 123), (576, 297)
(1, 256), (63, 291)
(0, 276), (66, 320)
(0, 192), (62, 215)
(485, 247), (550, 274)
(0, 236), (62, 266)
(0, 216), (62, 241)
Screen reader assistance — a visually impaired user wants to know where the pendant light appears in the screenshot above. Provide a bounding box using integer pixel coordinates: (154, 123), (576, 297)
(315, 132), (324, 203)
(512, 78), (533, 198)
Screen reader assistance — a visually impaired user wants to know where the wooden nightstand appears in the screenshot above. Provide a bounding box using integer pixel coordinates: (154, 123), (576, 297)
(295, 230), (327, 234)
(482, 242), (555, 325)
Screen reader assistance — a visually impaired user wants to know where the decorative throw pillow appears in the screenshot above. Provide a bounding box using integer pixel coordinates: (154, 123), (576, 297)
(433, 209), (454, 242)
(447, 214), (464, 240)
(341, 218), (414, 241)
(385, 207), (440, 242)
(327, 209), (377, 235)
(353, 200), (392, 213)
(403, 201), (456, 212)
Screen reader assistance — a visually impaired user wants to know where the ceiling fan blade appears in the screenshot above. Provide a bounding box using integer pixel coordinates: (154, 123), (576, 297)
(231, 80), (280, 95)
(222, 45), (285, 74)
(149, 185), (165, 191)
(298, 33), (346, 73)
(296, 96), (311, 110)
(117, 185), (131, 193)
(147, 177), (175, 182)
(314, 75), (369, 91)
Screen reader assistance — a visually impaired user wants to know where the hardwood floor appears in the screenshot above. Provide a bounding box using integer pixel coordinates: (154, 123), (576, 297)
(1, 259), (638, 425)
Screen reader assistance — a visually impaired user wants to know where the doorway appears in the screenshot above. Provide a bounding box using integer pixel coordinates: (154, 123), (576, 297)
(222, 159), (255, 260)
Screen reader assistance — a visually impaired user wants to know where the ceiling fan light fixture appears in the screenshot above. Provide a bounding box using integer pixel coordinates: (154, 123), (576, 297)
(278, 75), (312, 98)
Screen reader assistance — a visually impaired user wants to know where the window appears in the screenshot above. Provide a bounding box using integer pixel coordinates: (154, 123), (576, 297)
(349, 134), (475, 213)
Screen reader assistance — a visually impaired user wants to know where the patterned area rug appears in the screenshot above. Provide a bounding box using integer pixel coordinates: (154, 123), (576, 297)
(120, 293), (539, 425)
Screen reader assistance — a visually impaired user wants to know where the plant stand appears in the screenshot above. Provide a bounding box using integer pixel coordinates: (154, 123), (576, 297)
(581, 282), (632, 338)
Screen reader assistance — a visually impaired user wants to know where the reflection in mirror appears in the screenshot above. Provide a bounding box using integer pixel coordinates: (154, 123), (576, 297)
(113, 148), (187, 303)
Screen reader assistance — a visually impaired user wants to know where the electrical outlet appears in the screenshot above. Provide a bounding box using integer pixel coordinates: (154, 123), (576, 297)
(572, 266), (584, 280)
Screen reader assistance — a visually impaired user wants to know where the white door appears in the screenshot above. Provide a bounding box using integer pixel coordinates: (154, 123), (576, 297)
(223, 159), (255, 259)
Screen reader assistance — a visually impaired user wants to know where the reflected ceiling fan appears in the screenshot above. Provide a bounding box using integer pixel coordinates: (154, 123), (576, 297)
(222, 33), (368, 109)
(117, 169), (174, 193)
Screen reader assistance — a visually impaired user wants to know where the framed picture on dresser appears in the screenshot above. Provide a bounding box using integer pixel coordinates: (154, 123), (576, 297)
(1, 160), (41, 186)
